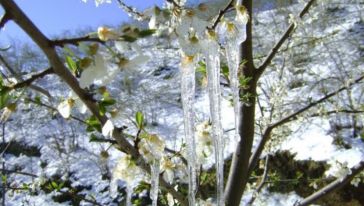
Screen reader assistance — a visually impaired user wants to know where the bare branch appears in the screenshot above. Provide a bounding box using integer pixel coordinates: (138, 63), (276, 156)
(256, 0), (316, 78)
(51, 35), (104, 47)
(0, 53), (52, 98)
(247, 155), (270, 206)
(7, 68), (53, 90)
(116, 0), (145, 19)
(248, 74), (364, 175)
(295, 161), (364, 206)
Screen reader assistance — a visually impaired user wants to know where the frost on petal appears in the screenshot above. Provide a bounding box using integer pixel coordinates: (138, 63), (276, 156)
(102, 120), (114, 137)
(57, 99), (73, 119)
(95, 0), (111, 7)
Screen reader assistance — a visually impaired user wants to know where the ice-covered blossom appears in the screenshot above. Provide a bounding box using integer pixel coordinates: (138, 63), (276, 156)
(97, 26), (119, 41)
(195, 121), (213, 164)
(111, 155), (143, 192)
(218, 5), (249, 45)
(176, 9), (209, 38)
(138, 134), (165, 162)
(102, 119), (114, 137)
(178, 32), (202, 57)
(161, 156), (176, 183)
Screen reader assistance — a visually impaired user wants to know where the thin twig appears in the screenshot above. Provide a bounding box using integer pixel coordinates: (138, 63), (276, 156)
(116, 0), (144, 19)
(51, 35), (104, 47)
(7, 68), (54, 90)
(248, 74), (364, 175)
(247, 155), (269, 205)
(256, 0), (316, 78)
(295, 161), (364, 206)
(210, 0), (235, 30)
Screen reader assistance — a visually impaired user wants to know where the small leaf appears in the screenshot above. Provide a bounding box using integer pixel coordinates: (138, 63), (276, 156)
(65, 56), (77, 73)
(138, 29), (156, 37)
(135, 111), (144, 129)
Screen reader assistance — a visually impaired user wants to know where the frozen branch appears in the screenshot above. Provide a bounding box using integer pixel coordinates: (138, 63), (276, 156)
(165, 0), (181, 8)
(248, 74), (364, 175)
(256, 0), (316, 78)
(116, 0), (144, 20)
(295, 161), (364, 206)
(247, 155), (270, 206)
(210, 0), (235, 30)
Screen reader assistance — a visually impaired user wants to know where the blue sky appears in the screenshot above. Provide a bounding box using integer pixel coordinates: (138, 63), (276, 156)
(0, 0), (163, 44)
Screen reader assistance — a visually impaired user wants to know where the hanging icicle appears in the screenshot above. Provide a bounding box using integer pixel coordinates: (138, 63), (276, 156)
(126, 184), (132, 206)
(150, 160), (160, 206)
(221, 5), (249, 144)
(202, 30), (225, 206)
(180, 55), (198, 206)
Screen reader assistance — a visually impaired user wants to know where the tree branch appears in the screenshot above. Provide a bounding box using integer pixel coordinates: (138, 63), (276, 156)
(210, 0), (235, 30)
(0, 53), (52, 98)
(165, 0), (181, 9)
(256, 0), (316, 78)
(0, 12), (10, 29)
(51, 35), (104, 47)
(248, 74), (364, 175)
(295, 161), (364, 206)
(7, 68), (54, 90)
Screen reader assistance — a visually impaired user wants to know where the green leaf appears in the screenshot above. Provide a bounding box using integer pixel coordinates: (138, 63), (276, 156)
(196, 61), (206, 74)
(86, 116), (102, 132)
(65, 56), (77, 73)
(0, 89), (10, 109)
(121, 35), (137, 42)
(138, 29), (156, 38)
(101, 98), (116, 107)
(51, 181), (58, 189)
(135, 111), (144, 129)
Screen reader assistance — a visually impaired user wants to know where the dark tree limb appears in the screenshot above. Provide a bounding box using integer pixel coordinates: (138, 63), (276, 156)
(51, 35), (104, 47)
(295, 161), (364, 206)
(248, 74), (364, 175)
(256, 0), (316, 78)
(0, 12), (9, 29)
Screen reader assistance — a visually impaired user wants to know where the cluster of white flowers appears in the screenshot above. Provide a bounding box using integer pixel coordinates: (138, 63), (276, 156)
(110, 154), (144, 196)
(326, 161), (352, 181)
(138, 133), (166, 162)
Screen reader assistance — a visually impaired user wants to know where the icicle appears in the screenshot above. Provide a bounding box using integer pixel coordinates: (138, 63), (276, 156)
(126, 184), (132, 206)
(203, 30), (224, 206)
(150, 160), (160, 206)
(225, 42), (240, 144)
(180, 55), (197, 206)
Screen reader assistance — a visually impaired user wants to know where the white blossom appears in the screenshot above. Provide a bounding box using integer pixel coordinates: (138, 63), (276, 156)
(102, 119), (114, 137)
(138, 134), (165, 162)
